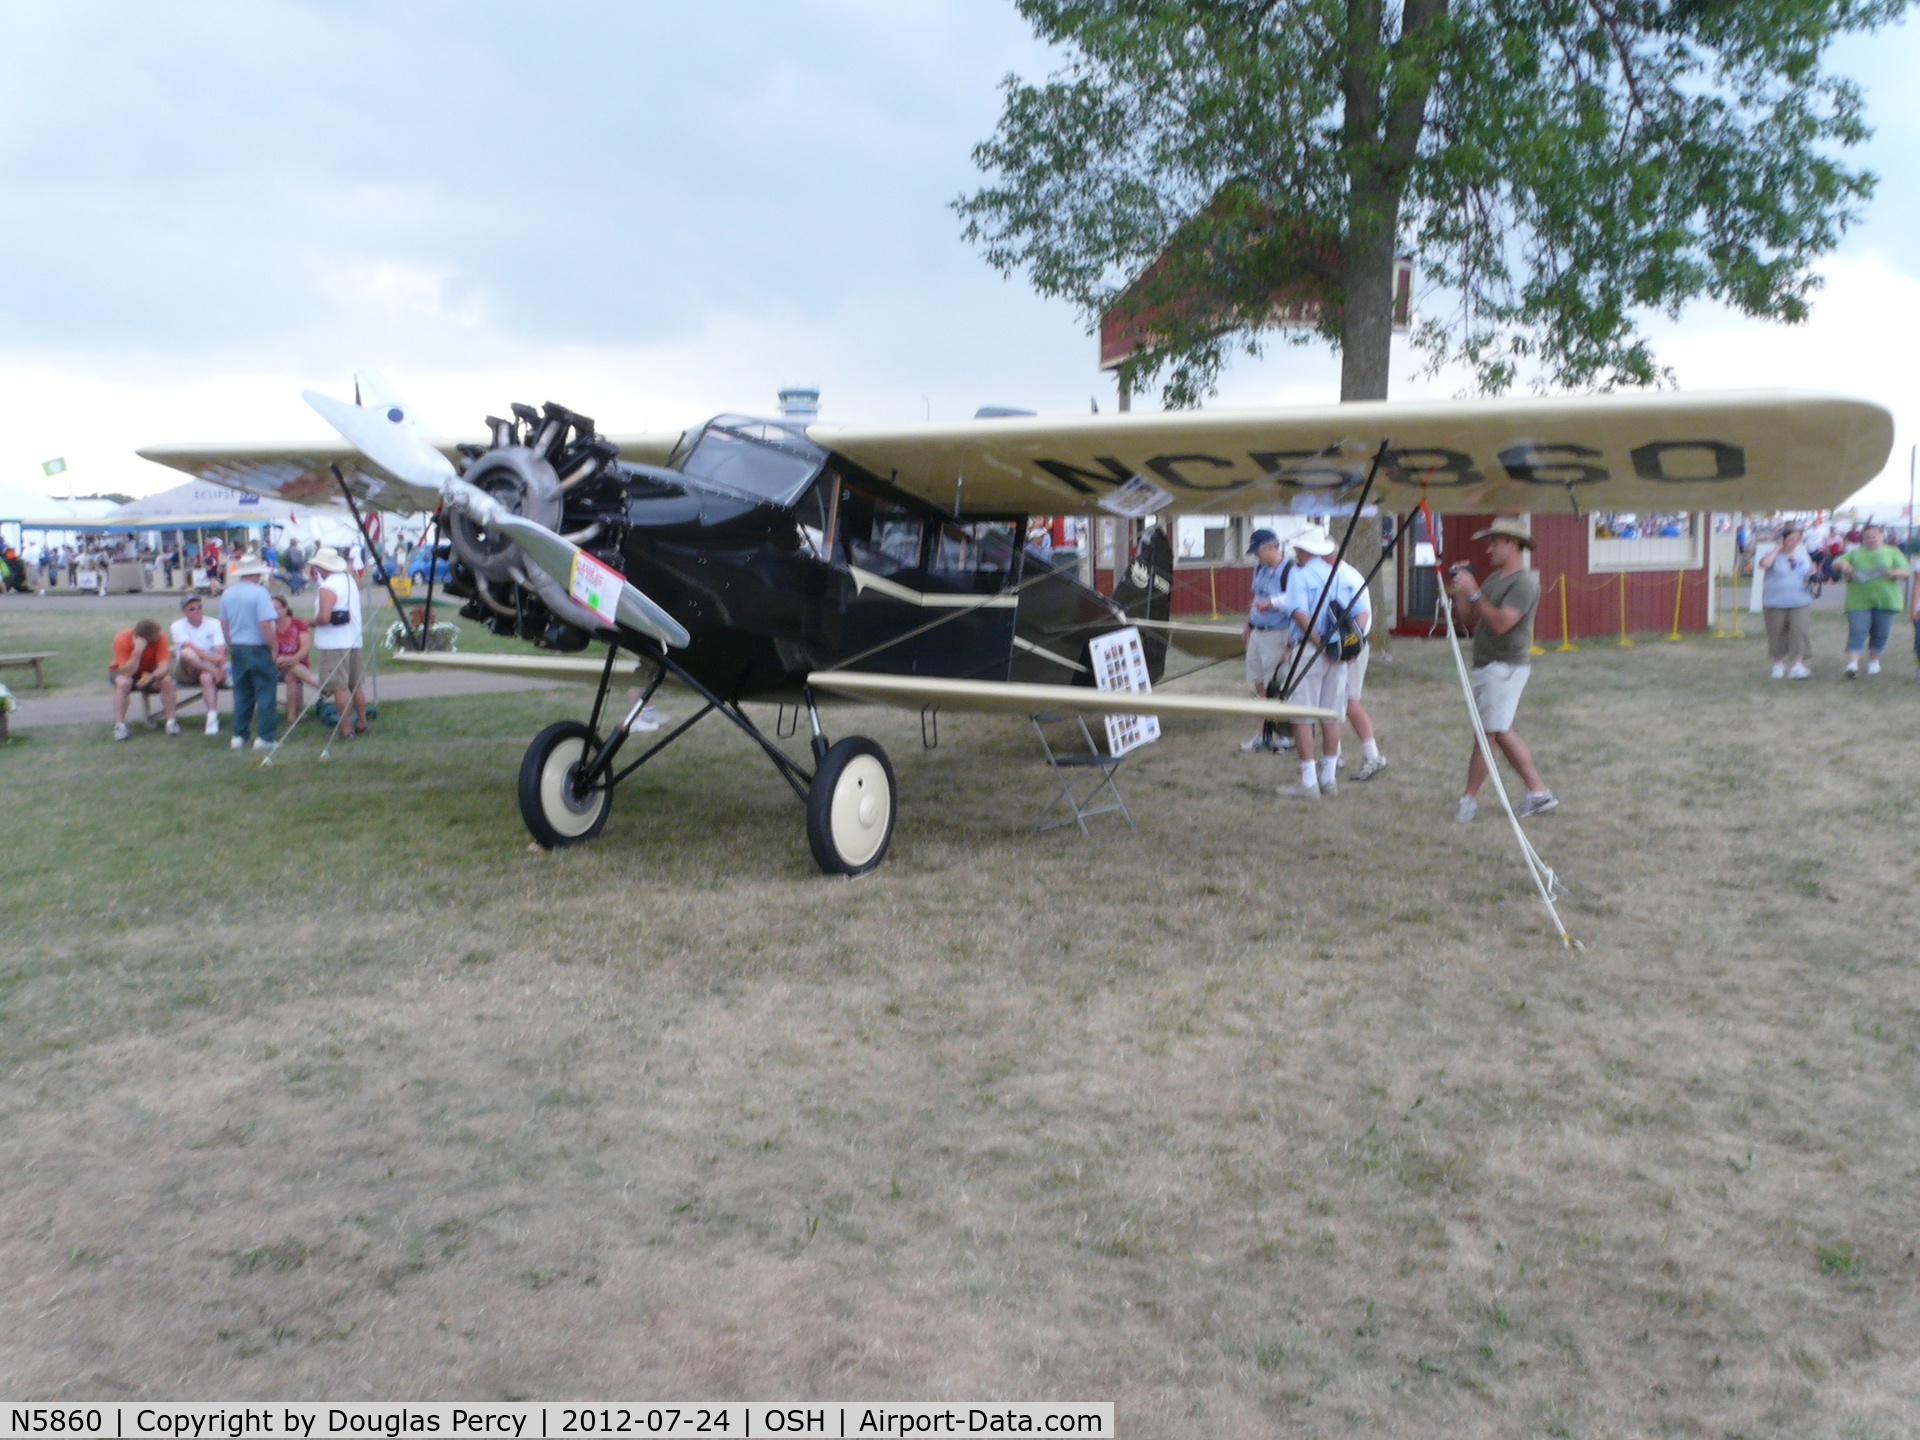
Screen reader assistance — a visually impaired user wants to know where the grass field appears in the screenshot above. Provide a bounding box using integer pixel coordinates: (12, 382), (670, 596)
(2, 610), (1917, 1437)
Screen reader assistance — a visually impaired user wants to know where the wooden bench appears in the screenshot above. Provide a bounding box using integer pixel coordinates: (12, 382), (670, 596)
(0, 651), (58, 689)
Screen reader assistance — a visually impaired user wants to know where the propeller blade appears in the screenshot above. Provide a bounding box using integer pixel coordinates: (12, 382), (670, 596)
(493, 514), (691, 650)
(303, 386), (458, 492)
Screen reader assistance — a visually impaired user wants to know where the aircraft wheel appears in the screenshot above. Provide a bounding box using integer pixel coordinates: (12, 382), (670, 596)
(519, 720), (611, 849)
(806, 736), (896, 876)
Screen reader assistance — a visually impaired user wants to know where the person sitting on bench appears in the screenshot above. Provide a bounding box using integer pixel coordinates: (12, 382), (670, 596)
(110, 619), (177, 740)
(169, 594), (229, 735)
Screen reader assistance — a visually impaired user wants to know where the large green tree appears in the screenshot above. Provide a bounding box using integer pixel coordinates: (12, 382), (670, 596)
(958, 0), (1906, 405)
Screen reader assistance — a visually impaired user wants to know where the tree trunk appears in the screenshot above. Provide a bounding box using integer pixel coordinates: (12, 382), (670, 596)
(1339, 205), (1397, 403)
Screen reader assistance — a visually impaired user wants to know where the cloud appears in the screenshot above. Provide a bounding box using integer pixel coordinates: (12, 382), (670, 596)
(1, 1), (1915, 515)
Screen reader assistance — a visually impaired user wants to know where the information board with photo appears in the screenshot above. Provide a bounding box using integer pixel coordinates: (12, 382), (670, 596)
(1087, 624), (1159, 757)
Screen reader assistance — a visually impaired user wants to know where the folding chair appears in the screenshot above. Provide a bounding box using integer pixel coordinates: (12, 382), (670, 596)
(1030, 712), (1135, 837)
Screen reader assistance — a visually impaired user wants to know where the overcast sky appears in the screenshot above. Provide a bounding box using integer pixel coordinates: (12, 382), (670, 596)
(3, 1), (1919, 507)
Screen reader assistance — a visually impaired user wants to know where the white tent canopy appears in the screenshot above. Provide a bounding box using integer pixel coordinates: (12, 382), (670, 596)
(104, 480), (351, 534)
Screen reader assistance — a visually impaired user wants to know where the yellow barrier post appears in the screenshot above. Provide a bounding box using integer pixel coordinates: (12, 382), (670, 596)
(1555, 573), (1579, 651)
(1209, 565), (1218, 617)
(1710, 571), (1731, 638)
(1617, 572), (1634, 647)
(1665, 568), (1685, 641)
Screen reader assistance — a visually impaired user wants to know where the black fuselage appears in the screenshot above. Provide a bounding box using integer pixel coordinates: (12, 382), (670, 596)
(453, 414), (1169, 703)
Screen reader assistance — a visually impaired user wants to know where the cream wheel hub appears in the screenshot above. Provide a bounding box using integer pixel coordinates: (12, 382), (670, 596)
(829, 754), (890, 867)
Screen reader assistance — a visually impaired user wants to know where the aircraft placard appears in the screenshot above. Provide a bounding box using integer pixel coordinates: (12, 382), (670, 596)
(570, 548), (625, 623)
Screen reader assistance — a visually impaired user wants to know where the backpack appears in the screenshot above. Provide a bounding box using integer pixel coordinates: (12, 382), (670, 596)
(1322, 594), (1367, 662)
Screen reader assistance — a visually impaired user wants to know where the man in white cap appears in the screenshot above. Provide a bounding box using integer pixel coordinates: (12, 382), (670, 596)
(219, 555), (280, 749)
(1275, 528), (1364, 798)
(1446, 517), (1556, 820)
(309, 546), (368, 741)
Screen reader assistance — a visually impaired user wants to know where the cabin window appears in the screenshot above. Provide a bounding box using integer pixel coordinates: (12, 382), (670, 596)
(838, 487), (924, 577)
(677, 416), (826, 505)
(928, 520), (1018, 591)
(793, 476), (834, 561)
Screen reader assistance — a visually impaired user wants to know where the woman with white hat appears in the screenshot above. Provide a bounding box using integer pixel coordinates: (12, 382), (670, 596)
(308, 546), (368, 740)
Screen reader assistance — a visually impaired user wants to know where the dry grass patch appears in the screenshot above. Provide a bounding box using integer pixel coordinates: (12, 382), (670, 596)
(2, 612), (1917, 1437)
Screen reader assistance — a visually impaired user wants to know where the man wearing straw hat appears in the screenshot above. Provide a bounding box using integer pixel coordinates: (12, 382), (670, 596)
(1446, 518), (1556, 822)
(308, 546), (368, 742)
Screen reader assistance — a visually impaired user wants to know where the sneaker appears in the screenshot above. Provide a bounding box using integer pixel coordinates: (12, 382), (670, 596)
(1844, 663), (1858, 679)
(1454, 796), (1477, 823)
(1275, 781), (1322, 800)
(229, 736), (244, 750)
(252, 737), (273, 750)
(164, 719), (181, 736)
(1787, 663), (1812, 680)
(205, 713), (220, 735)
(1867, 659), (1881, 675)
(1771, 662), (1786, 679)
(1318, 776), (1338, 798)
(112, 722), (130, 742)
(1271, 733), (1295, 752)
(1517, 790), (1559, 817)
(1238, 735), (1271, 753)
(1354, 755), (1389, 782)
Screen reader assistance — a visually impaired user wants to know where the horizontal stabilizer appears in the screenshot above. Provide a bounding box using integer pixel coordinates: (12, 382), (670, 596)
(1129, 617), (1247, 659)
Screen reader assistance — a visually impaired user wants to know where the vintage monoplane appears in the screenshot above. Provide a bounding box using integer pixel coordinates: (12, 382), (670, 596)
(139, 381), (1890, 874)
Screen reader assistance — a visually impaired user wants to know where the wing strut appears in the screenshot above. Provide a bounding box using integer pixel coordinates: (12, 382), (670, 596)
(331, 463), (422, 652)
(1275, 440), (1388, 702)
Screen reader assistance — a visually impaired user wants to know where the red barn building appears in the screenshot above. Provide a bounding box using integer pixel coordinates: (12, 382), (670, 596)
(1092, 511), (1729, 641)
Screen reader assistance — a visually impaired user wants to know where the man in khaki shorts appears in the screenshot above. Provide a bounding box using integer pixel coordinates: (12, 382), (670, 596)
(1275, 529), (1364, 799)
(309, 546), (369, 741)
(1446, 517), (1556, 821)
(1238, 528), (1294, 753)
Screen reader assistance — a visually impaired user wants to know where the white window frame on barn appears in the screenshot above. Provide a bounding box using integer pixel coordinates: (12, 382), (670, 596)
(1586, 513), (1704, 572)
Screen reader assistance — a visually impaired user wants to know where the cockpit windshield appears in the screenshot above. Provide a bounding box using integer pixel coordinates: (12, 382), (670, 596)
(674, 415), (827, 506)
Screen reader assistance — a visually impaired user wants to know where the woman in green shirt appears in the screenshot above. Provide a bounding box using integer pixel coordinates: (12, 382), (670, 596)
(1835, 524), (1911, 676)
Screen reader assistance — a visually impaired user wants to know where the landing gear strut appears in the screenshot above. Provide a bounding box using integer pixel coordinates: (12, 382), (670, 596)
(515, 642), (896, 875)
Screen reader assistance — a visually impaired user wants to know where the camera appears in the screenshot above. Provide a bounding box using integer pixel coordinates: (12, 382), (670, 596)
(1446, 562), (1470, 576)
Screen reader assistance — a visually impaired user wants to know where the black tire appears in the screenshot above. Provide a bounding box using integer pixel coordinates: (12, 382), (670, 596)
(518, 720), (611, 849)
(806, 736), (896, 876)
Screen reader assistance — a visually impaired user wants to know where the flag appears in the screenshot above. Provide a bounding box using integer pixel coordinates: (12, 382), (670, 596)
(41, 457), (66, 476)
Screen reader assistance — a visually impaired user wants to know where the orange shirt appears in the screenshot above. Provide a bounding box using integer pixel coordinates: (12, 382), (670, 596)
(111, 628), (169, 677)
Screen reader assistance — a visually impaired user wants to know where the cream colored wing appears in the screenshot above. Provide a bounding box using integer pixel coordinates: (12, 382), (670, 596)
(809, 389), (1891, 519)
(807, 671), (1333, 723)
(135, 431), (682, 513)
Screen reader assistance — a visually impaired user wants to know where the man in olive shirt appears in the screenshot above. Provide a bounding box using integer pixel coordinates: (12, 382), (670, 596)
(1445, 518), (1556, 821)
